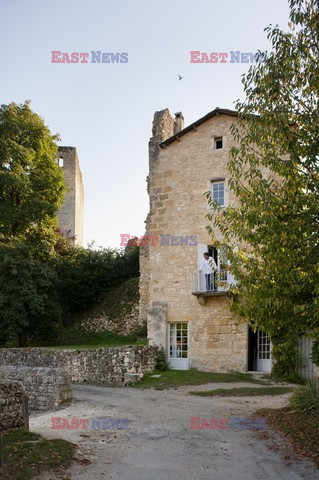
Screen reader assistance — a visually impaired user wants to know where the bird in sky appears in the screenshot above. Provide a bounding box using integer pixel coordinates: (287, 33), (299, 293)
(178, 74), (183, 81)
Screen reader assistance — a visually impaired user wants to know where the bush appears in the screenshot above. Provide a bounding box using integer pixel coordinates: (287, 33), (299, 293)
(0, 244), (62, 347)
(132, 321), (147, 340)
(57, 244), (140, 318)
(289, 380), (319, 416)
(155, 349), (169, 371)
(270, 333), (301, 381)
(0, 240), (140, 346)
(311, 337), (319, 367)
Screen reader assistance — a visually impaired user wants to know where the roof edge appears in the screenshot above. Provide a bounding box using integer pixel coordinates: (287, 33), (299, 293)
(159, 107), (238, 147)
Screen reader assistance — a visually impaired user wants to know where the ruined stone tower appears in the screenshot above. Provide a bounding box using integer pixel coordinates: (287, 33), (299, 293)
(57, 146), (84, 246)
(139, 109), (175, 328)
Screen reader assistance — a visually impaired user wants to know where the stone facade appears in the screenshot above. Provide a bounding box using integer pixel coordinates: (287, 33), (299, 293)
(57, 146), (84, 246)
(139, 108), (248, 372)
(0, 381), (29, 431)
(0, 366), (72, 412)
(0, 346), (157, 386)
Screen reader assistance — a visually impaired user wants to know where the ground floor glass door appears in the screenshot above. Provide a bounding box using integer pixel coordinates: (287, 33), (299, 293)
(168, 322), (189, 370)
(257, 330), (272, 372)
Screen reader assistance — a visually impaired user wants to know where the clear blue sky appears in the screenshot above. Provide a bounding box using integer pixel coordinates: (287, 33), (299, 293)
(1, 0), (290, 249)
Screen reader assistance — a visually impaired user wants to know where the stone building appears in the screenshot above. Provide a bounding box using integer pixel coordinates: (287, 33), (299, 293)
(139, 107), (272, 373)
(57, 146), (84, 246)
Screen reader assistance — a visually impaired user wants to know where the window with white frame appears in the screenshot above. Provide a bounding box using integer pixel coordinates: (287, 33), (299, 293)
(211, 181), (225, 207)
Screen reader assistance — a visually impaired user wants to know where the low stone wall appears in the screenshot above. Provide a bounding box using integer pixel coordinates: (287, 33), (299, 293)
(0, 346), (157, 386)
(0, 366), (72, 412)
(0, 381), (29, 430)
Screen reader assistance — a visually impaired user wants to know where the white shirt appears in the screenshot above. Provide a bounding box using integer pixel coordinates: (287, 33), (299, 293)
(199, 256), (217, 274)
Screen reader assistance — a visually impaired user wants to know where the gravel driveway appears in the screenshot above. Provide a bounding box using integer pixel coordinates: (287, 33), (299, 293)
(31, 383), (319, 480)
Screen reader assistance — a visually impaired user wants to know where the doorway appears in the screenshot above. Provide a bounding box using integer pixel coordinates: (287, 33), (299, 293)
(168, 322), (189, 370)
(248, 328), (272, 372)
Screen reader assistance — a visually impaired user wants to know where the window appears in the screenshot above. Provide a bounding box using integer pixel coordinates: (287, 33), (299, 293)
(211, 181), (225, 207)
(208, 245), (218, 265)
(218, 245), (228, 282)
(208, 245), (227, 282)
(58, 156), (64, 168)
(214, 136), (223, 149)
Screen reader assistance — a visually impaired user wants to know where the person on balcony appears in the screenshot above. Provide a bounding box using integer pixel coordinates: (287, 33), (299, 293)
(199, 252), (217, 291)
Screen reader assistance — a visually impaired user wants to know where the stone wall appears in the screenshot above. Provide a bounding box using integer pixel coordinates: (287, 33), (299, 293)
(78, 278), (142, 336)
(0, 381), (29, 431)
(0, 366), (72, 412)
(79, 305), (139, 335)
(189, 297), (247, 372)
(0, 346), (157, 386)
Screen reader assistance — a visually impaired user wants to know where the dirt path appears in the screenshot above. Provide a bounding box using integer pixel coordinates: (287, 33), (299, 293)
(32, 383), (319, 480)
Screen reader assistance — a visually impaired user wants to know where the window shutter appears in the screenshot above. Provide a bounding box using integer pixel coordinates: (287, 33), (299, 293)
(198, 243), (208, 269)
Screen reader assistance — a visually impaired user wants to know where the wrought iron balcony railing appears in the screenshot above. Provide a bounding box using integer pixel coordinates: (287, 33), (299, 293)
(191, 269), (231, 294)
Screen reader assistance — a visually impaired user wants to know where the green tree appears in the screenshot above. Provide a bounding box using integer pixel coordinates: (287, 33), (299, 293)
(57, 243), (140, 319)
(0, 101), (65, 242)
(207, 0), (319, 378)
(0, 244), (62, 346)
(0, 101), (66, 345)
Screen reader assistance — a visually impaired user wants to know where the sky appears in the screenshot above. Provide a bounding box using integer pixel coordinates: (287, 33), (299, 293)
(1, 0), (290, 249)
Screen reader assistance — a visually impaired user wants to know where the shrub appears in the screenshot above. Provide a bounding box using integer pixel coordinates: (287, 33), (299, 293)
(311, 337), (319, 367)
(289, 380), (319, 416)
(270, 333), (301, 381)
(0, 244), (62, 346)
(132, 322), (147, 340)
(57, 244), (140, 318)
(155, 349), (169, 371)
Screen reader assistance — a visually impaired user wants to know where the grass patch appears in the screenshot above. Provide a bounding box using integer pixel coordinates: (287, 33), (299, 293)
(132, 368), (268, 390)
(289, 380), (319, 415)
(190, 386), (295, 397)
(28, 327), (147, 350)
(0, 430), (75, 480)
(257, 407), (319, 466)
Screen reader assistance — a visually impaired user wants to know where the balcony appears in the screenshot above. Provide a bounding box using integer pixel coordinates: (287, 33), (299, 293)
(191, 270), (231, 304)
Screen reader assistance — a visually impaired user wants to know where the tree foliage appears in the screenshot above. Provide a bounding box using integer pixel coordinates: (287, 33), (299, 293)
(0, 102), (140, 346)
(0, 101), (65, 242)
(0, 244), (62, 346)
(0, 241), (140, 346)
(207, 0), (319, 377)
(0, 101), (66, 345)
(56, 244), (140, 318)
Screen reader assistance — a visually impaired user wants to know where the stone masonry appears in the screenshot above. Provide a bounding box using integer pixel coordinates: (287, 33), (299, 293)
(57, 146), (84, 246)
(0, 381), (29, 431)
(0, 346), (158, 386)
(79, 304), (140, 335)
(0, 366), (72, 412)
(139, 108), (248, 372)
